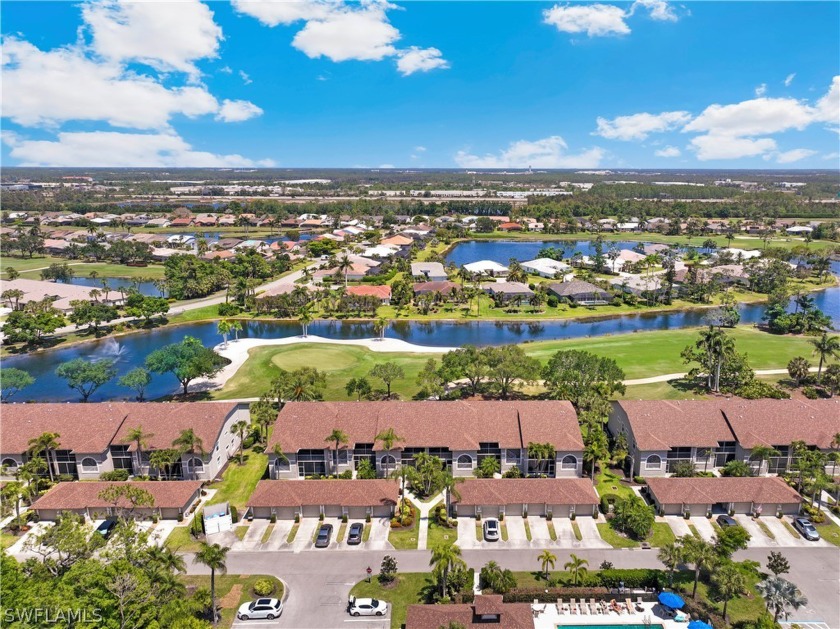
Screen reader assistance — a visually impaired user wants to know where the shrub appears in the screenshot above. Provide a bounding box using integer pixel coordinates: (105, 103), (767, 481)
(671, 461), (697, 478)
(721, 460), (751, 477)
(318, 512), (324, 521)
(379, 555), (398, 584)
(546, 512), (553, 521)
(100, 469), (130, 481)
(253, 579), (275, 597)
(338, 470), (353, 480)
(633, 476), (647, 484)
(230, 506), (239, 523)
(342, 514), (348, 523)
(190, 512), (204, 538)
(802, 386), (820, 400)
(294, 513), (300, 523)
(270, 514), (276, 524)
(242, 436), (255, 449)
(503, 466), (522, 478)
(177, 513), (184, 523)
(599, 493), (621, 515)
(737, 380), (791, 400)
(356, 459), (377, 479)
(217, 303), (240, 316)
(546, 295), (559, 308)
(611, 495), (655, 540)
(390, 517), (402, 528)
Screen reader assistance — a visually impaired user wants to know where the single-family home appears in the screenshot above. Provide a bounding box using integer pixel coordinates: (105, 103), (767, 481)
(405, 596), (533, 629)
(411, 262), (448, 282)
(463, 260), (509, 277)
(248, 480), (398, 520)
(547, 281), (611, 305)
(520, 258), (572, 279)
(485, 282), (534, 299)
(346, 285), (391, 304)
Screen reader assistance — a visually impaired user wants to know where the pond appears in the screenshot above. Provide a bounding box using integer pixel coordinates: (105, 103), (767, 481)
(61, 277), (163, 296)
(3, 284), (837, 402)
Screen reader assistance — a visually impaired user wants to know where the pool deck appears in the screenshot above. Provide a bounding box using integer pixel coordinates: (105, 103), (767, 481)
(532, 601), (693, 629)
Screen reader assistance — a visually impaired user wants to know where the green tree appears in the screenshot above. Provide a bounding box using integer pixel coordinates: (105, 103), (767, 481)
(55, 358), (116, 402)
(479, 561), (516, 594)
(712, 562), (747, 625)
(0, 367), (35, 401)
(681, 535), (717, 599)
(26, 431), (61, 483)
(714, 526), (751, 559)
(369, 362), (405, 399)
(232, 420), (250, 464)
(542, 350), (626, 411)
(612, 495), (655, 540)
(787, 357), (811, 386)
(249, 395), (276, 443)
(145, 336), (227, 396)
(124, 293), (169, 323)
(217, 319), (233, 349)
(582, 424), (610, 483)
(482, 345), (540, 399)
(537, 550), (557, 580)
(810, 332), (840, 380)
(194, 542), (229, 626)
(721, 459), (752, 477)
(658, 541), (683, 587)
(345, 377), (372, 400)
(766, 551), (790, 576)
(749, 445), (781, 476)
(271, 367), (326, 403)
(149, 448), (180, 480)
(681, 325), (736, 392)
(416, 358), (446, 399)
(756, 576), (808, 623)
(118, 367), (152, 401)
(430, 543), (465, 599)
(325, 429), (349, 478)
(440, 345), (487, 396)
(406, 452), (447, 497)
(122, 425), (154, 475)
(68, 299), (119, 334)
(172, 429), (205, 480)
(563, 553), (589, 585)
(375, 428), (404, 479)
(823, 364), (840, 397)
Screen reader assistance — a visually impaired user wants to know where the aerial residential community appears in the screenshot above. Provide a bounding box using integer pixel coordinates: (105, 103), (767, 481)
(1, 1), (839, 629)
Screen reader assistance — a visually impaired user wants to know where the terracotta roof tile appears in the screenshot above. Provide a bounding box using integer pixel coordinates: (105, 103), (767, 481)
(248, 479), (398, 508)
(454, 478), (598, 506)
(615, 400), (735, 451)
(33, 481), (202, 511)
(405, 597), (533, 629)
(720, 399), (840, 449)
(346, 285), (391, 299)
(646, 476), (801, 506)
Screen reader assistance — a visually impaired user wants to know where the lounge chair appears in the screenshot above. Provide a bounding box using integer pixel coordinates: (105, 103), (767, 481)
(609, 599), (622, 614)
(635, 597), (644, 612)
(569, 598), (578, 614)
(590, 598), (600, 614)
(556, 598), (564, 614)
(674, 611), (689, 623)
(625, 598), (634, 613)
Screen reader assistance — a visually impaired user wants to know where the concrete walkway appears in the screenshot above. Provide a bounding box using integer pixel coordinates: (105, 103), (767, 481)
(403, 489), (445, 551)
(625, 366), (821, 386)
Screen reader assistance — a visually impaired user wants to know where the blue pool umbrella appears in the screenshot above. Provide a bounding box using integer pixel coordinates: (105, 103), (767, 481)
(658, 591), (685, 609)
(687, 621), (713, 629)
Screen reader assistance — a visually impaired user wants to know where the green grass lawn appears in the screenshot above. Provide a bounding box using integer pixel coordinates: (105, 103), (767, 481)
(286, 522), (299, 543)
(649, 522), (677, 547)
(594, 470), (635, 500)
(165, 526), (202, 553)
(814, 518), (840, 547)
(214, 326), (818, 401)
(168, 303), (225, 324)
(571, 520), (582, 541)
(427, 505), (457, 547)
(596, 522), (639, 548)
(350, 573), (434, 629)
(1, 254), (68, 276)
(181, 574), (284, 628)
(337, 522), (347, 543)
(547, 520), (557, 541)
(234, 526), (248, 541)
(388, 517), (420, 550)
(260, 523), (275, 544)
(1, 532), (20, 550)
(206, 450), (268, 513)
(362, 522), (372, 543)
(687, 523), (701, 538)
(755, 519), (775, 540)
(523, 519), (532, 541)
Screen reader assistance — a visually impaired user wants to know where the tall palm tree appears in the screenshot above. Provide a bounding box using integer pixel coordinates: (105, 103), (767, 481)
(375, 428), (404, 479)
(149, 449), (177, 480)
(538, 550), (556, 580)
(430, 543), (465, 599)
(27, 432), (60, 482)
(172, 429), (205, 480)
(713, 563), (747, 625)
(146, 544), (187, 574)
(658, 541), (683, 587)
(123, 426), (154, 476)
(297, 304), (313, 338)
(756, 576), (808, 622)
(681, 535), (717, 599)
(195, 542), (229, 626)
(217, 319), (232, 349)
(373, 317), (389, 341)
(583, 432), (610, 484)
(232, 420), (249, 464)
(563, 553), (588, 586)
(810, 332), (840, 380)
(696, 325), (734, 392)
(441, 470), (463, 517)
(749, 445), (781, 476)
(325, 429), (349, 478)
(229, 320), (243, 341)
(337, 254), (353, 287)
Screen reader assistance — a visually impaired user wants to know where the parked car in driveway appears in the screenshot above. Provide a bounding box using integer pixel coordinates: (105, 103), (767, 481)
(716, 514), (738, 528)
(315, 523), (333, 548)
(95, 519), (116, 539)
(483, 518), (500, 542)
(348, 596), (388, 617)
(793, 517), (820, 541)
(237, 598), (283, 620)
(347, 522), (364, 545)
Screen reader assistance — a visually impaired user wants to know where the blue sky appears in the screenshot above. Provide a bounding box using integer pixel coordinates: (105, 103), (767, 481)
(2, 1), (838, 169)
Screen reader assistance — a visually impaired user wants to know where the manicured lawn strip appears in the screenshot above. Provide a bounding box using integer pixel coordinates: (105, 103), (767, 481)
(755, 519), (775, 540)
(168, 303), (224, 324)
(234, 526), (248, 541)
(711, 522), (723, 535)
(215, 326), (818, 401)
(350, 573), (434, 629)
(596, 523), (639, 548)
(206, 450), (268, 513)
(523, 519), (532, 541)
(673, 572), (765, 626)
(165, 526), (201, 553)
(1, 254), (70, 276)
(594, 470), (634, 500)
(571, 521), (582, 541)
(181, 574), (283, 628)
(780, 519), (800, 538)
(547, 520), (557, 541)
(500, 520), (509, 542)
(427, 520), (457, 547)
(362, 522), (372, 543)
(388, 518), (420, 550)
(260, 524), (274, 544)
(649, 522), (677, 547)
(18, 262), (166, 280)
(337, 522), (348, 543)
(687, 524), (701, 538)
(286, 522), (299, 543)
(814, 518), (840, 547)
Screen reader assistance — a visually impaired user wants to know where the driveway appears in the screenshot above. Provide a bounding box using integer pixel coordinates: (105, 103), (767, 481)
(761, 516), (832, 549)
(662, 516), (692, 539)
(734, 515), (776, 547)
(504, 516), (530, 548)
(366, 517), (391, 550)
(527, 516), (551, 546)
(291, 518), (320, 553)
(575, 517), (611, 549)
(691, 517), (718, 542)
(238, 520), (271, 550)
(457, 517), (479, 549)
(552, 518), (578, 547)
(263, 521), (294, 551)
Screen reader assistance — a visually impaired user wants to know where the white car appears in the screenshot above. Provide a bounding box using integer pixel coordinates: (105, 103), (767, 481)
(348, 596), (388, 617)
(237, 598), (283, 620)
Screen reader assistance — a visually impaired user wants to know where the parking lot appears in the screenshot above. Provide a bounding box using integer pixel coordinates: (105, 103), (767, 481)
(221, 517), (393, 553)
(457, 516), (610, 549)
(659, 514), (831, 548)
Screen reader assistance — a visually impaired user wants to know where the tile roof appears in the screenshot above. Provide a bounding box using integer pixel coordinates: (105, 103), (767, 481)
(646, 476), (801, 506)
(486, 282), (534, 296)
(413, 280), (461, 294)
(346, 285), (391, 299)
(267, 401), (582, 453)
(248, 479), (398, 508)
(615, 400), (736, 451)
(720, 399), (840, 449)
(113, 402), (239, 451)
(33, 481), (202, 511)
(405, 597), (533, 629)
(454, 478), (598, 506)
(547, 281), (610, 299)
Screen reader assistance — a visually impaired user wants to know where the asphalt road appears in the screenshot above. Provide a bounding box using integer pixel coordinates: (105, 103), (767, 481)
(185, 546), (840, 629)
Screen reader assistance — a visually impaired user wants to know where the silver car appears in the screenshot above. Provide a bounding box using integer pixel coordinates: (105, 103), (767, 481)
(483, 518), (501, 542)
(237, 598), (283, 620)
(793, 517), (820, 541)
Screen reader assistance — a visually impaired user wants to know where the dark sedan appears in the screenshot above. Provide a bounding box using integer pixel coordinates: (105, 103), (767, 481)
(347, 522), (364, 545)
(315, 523), (334, 548)
(716, 514), (738, 528)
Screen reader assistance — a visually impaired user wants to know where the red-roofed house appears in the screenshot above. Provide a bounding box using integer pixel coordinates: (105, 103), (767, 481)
(645, 476), (802, 517)
(248, 479), (398, 520)
(453, 478), (599, 518)
(346, 285), (391, 304)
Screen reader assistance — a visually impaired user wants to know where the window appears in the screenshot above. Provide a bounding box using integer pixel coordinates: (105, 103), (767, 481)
(380, 454), (397, 469)
(645, 455), (662, 470)
(109, 445), (133, 471)
(560, 455), (577, 470)
(505, 449), (520, 464)
(53, 450), (77, 477)
(80, 457), (98, 472)
(338, 450), (349, 465)
(274, 457), (290, 472)
(189, 458), (204, 474)
(1, 458), (18, 471)
(477, 442), (501, 465)
(456, 454), (473, 470)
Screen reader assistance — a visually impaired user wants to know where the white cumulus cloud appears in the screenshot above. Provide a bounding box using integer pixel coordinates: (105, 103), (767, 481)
(216, 99), (264, 122)
(454, 136), (605, 168)
(784, 73), (796, 87)
(595, 110), (692, 140)
(629, 0), (678, 21)
(3, 131), (275, 168)
(755, 83), (767, 97)
(688, 135), (777, 161)
(543, 4), (630, 36)
(774, 148), (817, 164)
(655, 145), (681, 157)
(396, 47), (449, 76)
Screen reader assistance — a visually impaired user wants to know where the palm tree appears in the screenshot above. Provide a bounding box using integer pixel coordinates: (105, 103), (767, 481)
(146, 544), (187, 574)
(564, 553), (589, 585)
(232, 420), (249, 464)
(149, 449), (177, 480)
(749, 445), (781, 476)
(695, 325), (734, 392)
(830, 433), (840, 479)
(441, 470), (463, 517)
(217, 319), (232, 349)
(172, 429), (205, 480)
(195, 542), (229, 626)
(538, 550), (556, 580)
(787, 356), (811, 386)
(583, 432), (610, 484)
(712, 562), (747, 625)
(297, 304), (313, 337)
(757, 576), (808, 622)
(229, 319), (243, 341)
(810, 332), (840, 380)
(658, 541), (683, 587)
(337, 253), (353, 287)
(373, 317), (389, 341)
(325, 429), (349, 478)
(123, 426), (154, 475)
(27, 432), (60, 482)
(375, 428), (404, 479)
(681, 535), (717, 599)
(430, 543), (465, 599)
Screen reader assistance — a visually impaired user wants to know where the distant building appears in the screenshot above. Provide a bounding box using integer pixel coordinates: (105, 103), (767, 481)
(520, 258), (572, 279)
(547, 281), (610, 305)
(463, 260), (509, 277)
(411, 262), (448, 282)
